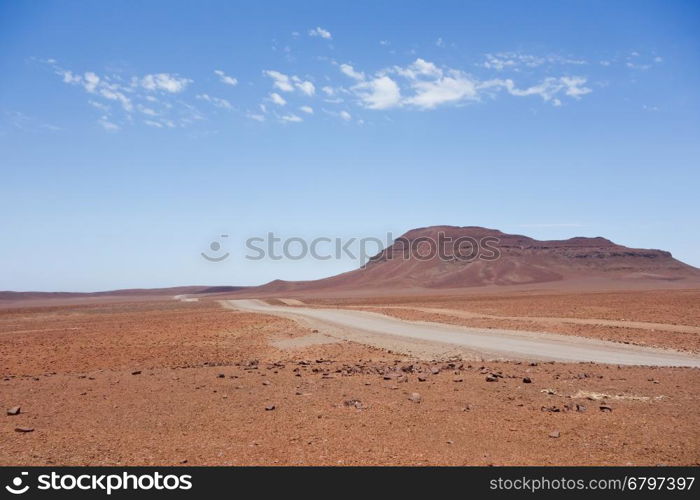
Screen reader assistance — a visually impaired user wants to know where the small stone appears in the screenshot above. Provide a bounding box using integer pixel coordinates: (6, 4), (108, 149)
(417, 376), (428, 382)
(408, 392), (422, 403)
(7, 406), (20, 416)
(262, 380), (271, 386)
(599, 405), (613, 412)
(265, 405), (276, 411)
(312, 329), (319, 333)
(522, 377), (532, 384)
(485, 375), (497, 382)
(430, 367), (440, 375)
(453, 377), (463, 383)
(548, 430), (560, 438)
(15, 427), (34, 433)
(131, 370), (142, 375)
(575, 404), (587, 413)
(217, 373), (225, 378)
(446, 440), (454, 445)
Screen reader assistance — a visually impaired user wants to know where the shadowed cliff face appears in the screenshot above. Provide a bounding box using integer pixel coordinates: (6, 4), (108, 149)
(254, 226), (700, 292)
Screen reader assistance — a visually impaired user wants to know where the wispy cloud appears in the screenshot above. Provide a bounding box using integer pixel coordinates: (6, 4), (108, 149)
(281, 113), (303, 123)
(196, 93), (233, 110)
(35, 40), (657, 132)
(214, 69), (238, 86)
(268, 92), (286, 106)
(140, 73), (191, 93)
(308, 27), (332, 40)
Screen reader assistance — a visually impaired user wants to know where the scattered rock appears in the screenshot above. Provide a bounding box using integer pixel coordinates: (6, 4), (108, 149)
(265, 405), (276, 411)
(262, 380), (271, 386)
(408, 392), (422, 403)
(131, 370), (142, 375)
(522, 377), (532, 384)
(15, 427), (34, 433)
(599, 405), (613, 412)
(417, 376), (428, 382)
(217, 373), (225, 378)
(541, 406), (561, 413)
(485, 375), (498, 382)
(430, 367), (441, 375)
(453, 377), (463, 383)
(343, 399), (363, 409)
(575, 404), (587, 413)
(548, 430), (560, 438)
(6, 406), (20, 416)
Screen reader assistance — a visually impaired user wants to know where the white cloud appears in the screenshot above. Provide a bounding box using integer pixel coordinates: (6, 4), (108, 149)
(88, 100), (110, 112)
(340, 63), (365, 81)
(281, 114), (303, 122)
(264, 70), (294, 92)
(266, 70), (314, 95)
(393, 58), (442, 80)
(141, 73), (191, 93)
(98, 117), (119, 131)
(435, 37), (445, 48)
(482, 52), (586, 71)
(626, 61), (652, 70)
(98, 88), (133, 112)
(339, 110), (352, 121)
(214, 69), (238, 86)
(405, 71), (478, 109)
(482, 76), (592, 103)
(144, 120), (163, 128)
(355, 76), (402, 109)
(138, 105), (158, 116)
(197, 93), (233, 109)
(295, 79), (315, 96)
(308, 27), (332, 39)
(60, 70), (81, 84)
(300, 105), (314, 114)
(560, 76), (592, 98)
(247, 113), (265, 122)
(269, 92), (286, 106)
(83, 72), (100, 92)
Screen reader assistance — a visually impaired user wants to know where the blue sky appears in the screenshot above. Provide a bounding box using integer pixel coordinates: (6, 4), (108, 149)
(1, 0), (699, 291)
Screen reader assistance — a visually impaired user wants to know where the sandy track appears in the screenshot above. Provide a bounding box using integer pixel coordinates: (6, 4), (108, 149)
(224, 299), (700, 367)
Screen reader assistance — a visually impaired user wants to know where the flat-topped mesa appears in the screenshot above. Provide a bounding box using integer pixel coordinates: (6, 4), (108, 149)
(253, 225), (698, 292)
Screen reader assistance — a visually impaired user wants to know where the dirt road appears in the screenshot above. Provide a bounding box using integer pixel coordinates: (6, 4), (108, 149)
(225, 299), (700, 367)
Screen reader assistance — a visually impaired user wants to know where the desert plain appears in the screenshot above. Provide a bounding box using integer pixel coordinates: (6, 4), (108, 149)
(1, 287), (699, 466)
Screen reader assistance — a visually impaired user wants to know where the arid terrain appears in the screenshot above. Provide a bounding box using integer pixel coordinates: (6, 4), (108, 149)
(1, 288), (699, 466)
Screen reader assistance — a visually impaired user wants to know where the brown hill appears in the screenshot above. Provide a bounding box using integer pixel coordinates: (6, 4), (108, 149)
(250, 226), (700, 293)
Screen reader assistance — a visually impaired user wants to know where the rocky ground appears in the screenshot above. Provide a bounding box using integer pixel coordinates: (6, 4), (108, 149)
(1, 292), (698, 465)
